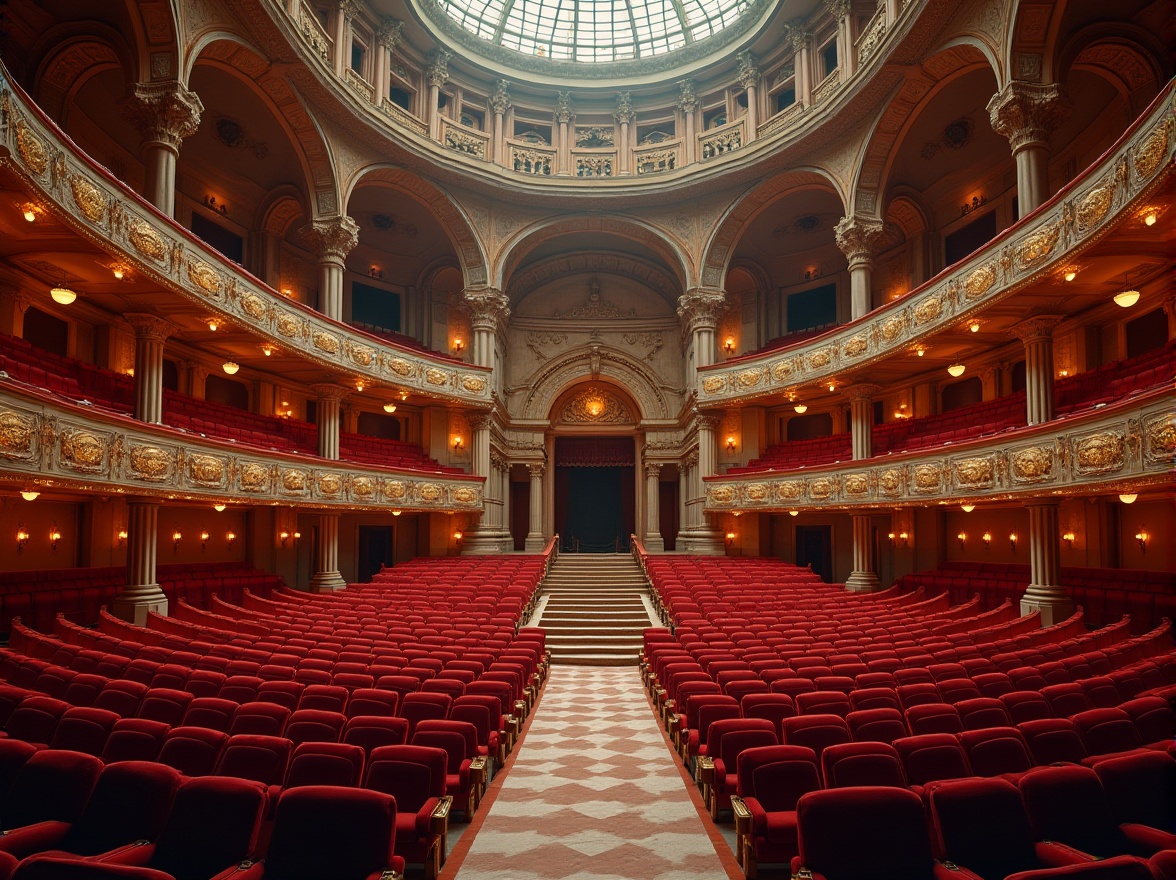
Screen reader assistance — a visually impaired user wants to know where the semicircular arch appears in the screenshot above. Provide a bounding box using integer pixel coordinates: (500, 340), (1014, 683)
(518, 345), (671, 423)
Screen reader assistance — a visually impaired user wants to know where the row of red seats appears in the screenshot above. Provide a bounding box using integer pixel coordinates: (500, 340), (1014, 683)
(0, 744), (412, 880)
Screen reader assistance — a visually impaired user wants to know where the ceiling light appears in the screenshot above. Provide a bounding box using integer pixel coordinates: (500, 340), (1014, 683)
(1113, 289), (1140, 308)
(827, 383), (836, 392)
(384, 403), (397, 413)
(916, 347), (926, 357)
(50, 286), (77, 305)
(794, 403), (808, 414)
(947, 363), (966, 377)
(21, 205), (37, 222)
(1118, 493), (1137, 504)
(969, 322), (980, 333)
(961, 504), (975, 513)
(788, 510), (799, 517)
(392, 510), (402, 516)
(208, 320), (219, 331)
(261, 344), (274, 357)
(214, 503), (227, 512)
(222, 361), (240, 375)
(1143, 210), (1157, 226)
(20, 490), (40, 501)
(1063, 269), (1077, 282)
(355, 380), (365, 392)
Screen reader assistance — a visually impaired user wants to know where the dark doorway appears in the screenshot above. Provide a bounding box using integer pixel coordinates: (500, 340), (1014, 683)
(795, 524), (833, 583)
(553, 436), (635, 552)
(511, 478), (530, 551)
(357, 526), (394, 583)
(659, 479), (679, 551)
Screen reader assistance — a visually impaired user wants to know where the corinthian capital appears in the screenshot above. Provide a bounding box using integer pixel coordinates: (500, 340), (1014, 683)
(676, 288), (726, 333)
(613, 91), (636, 125)
(125, 312), (178, 343)
(841, 383), (882, 403)
(987, 82), (1071, 151)
(426, 50), (451, 88)
(1010, 314), (1064, 343)
(300, 216), (360, 264)
(736, 50), (761, 89)
(554, 91), (575, 124)
(489, 80), (512, 115)
(377, 18), (404, 52)
(676, 79), (700, 114)
(834, 215), (886, 266)
(462, 287), (510, 331)
(311, 383), (351, 402)
(122, 81), (203, 151)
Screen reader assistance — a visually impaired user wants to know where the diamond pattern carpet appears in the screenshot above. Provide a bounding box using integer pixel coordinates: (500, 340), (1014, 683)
(442, 667), (740, 880)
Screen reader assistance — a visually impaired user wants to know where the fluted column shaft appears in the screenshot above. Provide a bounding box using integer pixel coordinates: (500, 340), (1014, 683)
(645, 462), (663, 552)
(845, 515), (880, 592)
(126, 314), (175, 425)
(310, 513), (345, 592)
(317, 396), (341, 459)
(1020, 502), (1072, 624)
(988, 82), (1069, 218)
(123, 82), (202, 218)
(525, 464), (545, 550)
(301, 217), (359, 322)
(113, 500), (169, 624)
(1013, 316), (1062, 426)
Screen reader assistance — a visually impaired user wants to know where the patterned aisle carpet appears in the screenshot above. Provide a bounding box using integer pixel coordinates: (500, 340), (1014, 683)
(442, 666), (740, 880)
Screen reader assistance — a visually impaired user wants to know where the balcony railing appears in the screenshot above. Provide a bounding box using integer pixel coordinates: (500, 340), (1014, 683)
(699, 118), (746, 161)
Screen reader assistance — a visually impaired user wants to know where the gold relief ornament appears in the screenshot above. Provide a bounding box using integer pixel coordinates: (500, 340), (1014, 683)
(281, 469), (309, 492)
(1011, 446), (1053, 482)
(16, 119), (48, 175)
(843, 335), (868, 358)
(913, 296), (943, 325)
(383, 480), (407, 500)
(1074, 431), (1125, 474)
(744, 483), (768, 501)
(317, 473), (342, 495)
(560, 386), (633, 424)
(737, 368), (766, 388)
(349, 344), (375, 367)
(352, 476), (375, 498)
(844, 473), (869, 496)
(912, 463), (942, 493)
(418, 483), (443, 502)
(1075, 183), (1114, 232)
(188, 454), (226, 485)
(69, 175), (107, 223)
(452, 485), (479, 504)
(702, 376), (727, 395)
(59, 429), (106, 471)
(1016, 223), (1059, 269)
(239, 462), (270, 492)
(808, 477), (834, 500)
(964, 264), (996, 298)
(807, 348), (832, 369)
(954, 457), (994, 488)
(127, 219), (168, 262)
(1133, 122), (1170, 179)
(276, 312), (303, 338)
(461, 375), (487, 393)
(240, 292), (268, 320)
(425, 368), (449, 386)
(878, 468), (903, 495)
(1143, 412), (1176, 462)
(708, 485), (735, 504)
(0, 410), (36, 458)
(312, 331), (340, 354)
(129, 444), (172, 481)
(772, 358), (796, 380)
(775, 480), (804, 500)
(386, 358), (414, 377)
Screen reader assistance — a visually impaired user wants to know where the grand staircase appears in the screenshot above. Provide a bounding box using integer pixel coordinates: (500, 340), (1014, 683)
(535, 554), (661, 666)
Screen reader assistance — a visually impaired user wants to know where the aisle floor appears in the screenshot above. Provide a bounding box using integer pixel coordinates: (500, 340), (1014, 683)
(442, 666), (740, 880)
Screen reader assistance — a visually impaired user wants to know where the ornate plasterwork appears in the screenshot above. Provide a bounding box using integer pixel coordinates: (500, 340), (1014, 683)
(462, 286), (511, 331)
(0, 388), (483, 512)
(987, 81), (1071, 150)
(299, 215), (360, 263)
(834, 215), (887, 265)
(705, 395), (1172, 512)
(519, 347), (668, 422)
(558, 386), (634, 424)
(677, 288), (726, 334)
(0, 75), (492, 408)
(552, 278), (635, 319)
(121, 81), (203, 150)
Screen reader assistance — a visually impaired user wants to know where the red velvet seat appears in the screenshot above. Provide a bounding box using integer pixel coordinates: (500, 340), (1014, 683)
(100, 719), (169, 763)
(344, 689), (398, 719)
(737, 745), (821, 877)
(3, 696), (69, 746)
(157, 726), (229, 777)
(284, 742), (365, 789)
(228, 702), (290, 737)
(955, 698), (1013, 731)
(0, 750), (103, 860)
(411, 722), (480, 817)
(1001, 691), (1054, 724)
(1092, 751), (1176, 853)
(48, 708), (119, 757)
(894, 733), (973, 789)
(821, 741), (907, 789)
(848, 688), (902, 713)
(707, 718), (778, 819)
(136, 689), (193, 728)
(906, 703), (964, 736)
(1019, 718), (1090, 765)
(180, 698), (237, 733)
(1073, 708), (1145, 761)
(364, 745), (449, 878)
(846, 708), (907, 744)
(780, 715), (851, 773)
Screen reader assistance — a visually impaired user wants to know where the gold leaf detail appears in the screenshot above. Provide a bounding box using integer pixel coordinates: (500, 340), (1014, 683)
(16, 120), (48, 175)
(844, 474), (868, 496)
(954, 457), (993, 488)
(425, 368), (449, 386)
(843, 335), (868, 358)
(129, 445), (172, 481)
(1076, 184), (1114, 232)
(1017, 224), (1059, 269)
(737, 368), (765, 388)
(239, 462), (270, 491)
(352, 476), (374, 498)
(349, 345), (375, 367)
(282, 469), (308, 492)
(1134, 125), (1169, 179)
(60, 429), (105, 469)
(879, 468), (902, 494)
(964, 265), (996, 298)
(187, 261), (223, 298)
(69, 175), (107, 223)
(312, 331), (340, 354)
(461, 375), (487, 393)
(240, 293), (267, 319)
(383, 480), (406, 499)
(128, 219), (167, 261)
(745, 483), (768, 501)
(387, 358), (414, 377)
(807, 348), (832, 369)
(808, 478), (834, 500)
(276, 312), (302, 338)
(1075, 432), (1125, 474)
(453, 486), (478, 503)
(317, 473), (342, 495)
(418, 483), (442, 502)
(776, 480), (803, 500)
(702, 376), (726, 394)
(772, 359), (795, 380)
(188, 454), (225, 485)
(1012, 447), (1052, 481)
(913, 296), (943, 325)
(0, 411), (36, 457)
(708, 485), (735, 504)
(912, 463), (941, 492)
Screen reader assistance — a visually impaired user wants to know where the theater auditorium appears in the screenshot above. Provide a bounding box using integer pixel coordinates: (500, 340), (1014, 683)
(0, 0), (1172, 876)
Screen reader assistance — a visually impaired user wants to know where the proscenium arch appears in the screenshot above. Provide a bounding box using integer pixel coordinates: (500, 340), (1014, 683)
(700, 167), (848, 290)
(344, 165), (489, 290)
(519, 346), (671, 423)
(494, 216), (692, 294)
(548, 380), (643, 429)
(185, 34), (339, 219)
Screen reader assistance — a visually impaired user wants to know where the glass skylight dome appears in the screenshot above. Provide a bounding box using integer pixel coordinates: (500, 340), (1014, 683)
(436, 0), (755, 63)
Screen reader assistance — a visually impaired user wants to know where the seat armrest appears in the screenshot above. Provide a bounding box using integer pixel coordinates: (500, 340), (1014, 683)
(933, 860), (985, 880)
(1034, 841), (1098, 866)
(210, 860), (267, 880)
(91, 840), (158, 866)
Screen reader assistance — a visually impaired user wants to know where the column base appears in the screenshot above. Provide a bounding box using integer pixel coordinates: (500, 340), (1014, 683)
(1020, 586), (1074, 626)
(845, 571), (881, 593)
(644, 536), (665, 553)
(111, 585), (169, 626)
(462, 528), (513, 555)
(309, 571), (347, 592)
(523, 533), (546, 552)
(676, 529), (726, 555)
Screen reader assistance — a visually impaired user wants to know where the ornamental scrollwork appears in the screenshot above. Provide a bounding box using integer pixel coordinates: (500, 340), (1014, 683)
(1074, 431), (1125, 475)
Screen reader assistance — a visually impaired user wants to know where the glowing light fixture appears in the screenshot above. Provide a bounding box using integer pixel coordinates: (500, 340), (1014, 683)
(50, 286), (77, 305)
(227, 531), (237, 547)
(1062, 531), (1076, 548)
(222, 361), (240, 375)
(1063, 268), (1078, 282)
(21, 204), (37, 222)
(1143, 209), (1158, 226)
(961, 504), (975, 513)
(20, 490), (40, 501)
(383, 402), (398, 413)
(1118, 493), (1137, 504)
(453, 436), (464, 453)
(1009, 531), (1018, 553)
(947, 363), (966, 378)
(213, 503), (227, 512)
(452, 338), (464, 355)
(117, 529), (128, 546)
(261, 344), (274, 357)
(957, 531), (967, 548)
(969, 322), (980, 333)
(172, 529), (183, 551)
(392, 510), (402, 516)
(1135, 528), (1148, 553)
(724, 337), (735, 354)
(200, 529), (210, 551)
(981, 531), (992, 549)
(208, 319), (219, 331)
(1113, 289), (1140, 308)
(16, 526), (29, 553)
(280, 530), (289, 547)
(49, 525), (62, 552)
(794, 403), (808, 414)
(788, 510), (799, 517)
(726, 435), (737, 452)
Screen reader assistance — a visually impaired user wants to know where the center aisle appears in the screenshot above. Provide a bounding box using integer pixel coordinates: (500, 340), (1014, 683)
(442, 666), (740, 880)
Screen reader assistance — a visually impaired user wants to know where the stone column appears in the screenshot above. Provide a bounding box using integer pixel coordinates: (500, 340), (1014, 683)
(1021, 501), (1072, 624)
(310, 513), (346, 592)
(425, 50), (451, 141)
(678, 458), (690, 534)
(489, 80), (511, 164)
(374, 18), (403, 105)
(1012, 316), (1063, 425)
(300, 216), (359, 321)
(463, 412), (504, 553)
(737, 51), (760, 140)
(525, 463), (546, 551)
(987, 82), (1070, 219)
(554, 92), (574, 175)
(843, 384), (880, 461)
(835, 215), (886, 320)
(680, 414), (724, 554)
(845, 514), (879, 592)
(487, 452), (506, 532)
(113, 499), (168, 624)
(122, 81), (203, 217)
(825, 0), (856, 78)
(790, 23), (813, 107)
(614, 92), (635, 175)
(677, 79), (700, 164)
(677, 288), (726, 374)
(125, 314), (176, 425)
(462, 286), (510, 376)
(645, 462), (664, 553)
(333, 0), (356, 77)
(313, 384), (348, 459)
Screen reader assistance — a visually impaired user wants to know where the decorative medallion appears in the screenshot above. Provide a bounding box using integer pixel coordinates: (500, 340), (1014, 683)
(745, 483), (768, 501)
(1076, 184), (1114, 232)
(1133, 124), (1169, 179)
(1143, 412), (1176, 462)
(453, 485), (478, 503)
(129, 444), (172, 481)
(418, 483), (442, 502)
(964, 264), (996, 298)
(188, 454), (226, 485)
(387, 358), (414, 377)
(953, 456), (994, 488)
(425, 368), (449, 386)
(1011, 446), (1052, 482)
(709, 485), (735, 504)
(807, 348), (833, 370)
(737, 368), (766, 388)
(352, 476), (375, 498)
(70, 175), (107, 223)
(844, 473), (869, 496)
(16, 120), (48, 175)
(239, 462), (270, 492)
(559, 386), (633, 424)
(281, 469), (308, 492)
(317, 473), (342, 495)
(776, 480), (803, 501)
(1074, 431), (1125, 474)
(187, 261), (223, 298)
(240, 292), (267, 319)
(312, 331), (340, 354)
(879, 316), (904, 343)
(808, 477), (834, 500)
(0, 411), (36, 458)
(128, 219), (167, 261)
(276, 312), (303, 338)
(349, 344), (375, 367)
(702, 376), (726, 395)
(383, 480), (407, 500)
(1017, 224), (1059, 269)
(878, 467), (903, 495)
(912, 463), (942, 493)
(59, 429), (106, 471)
(843, 335), (868, 358)
(913, 296), (943, 325)
(461, 375), (487, 393)
(772, 359), (795, 381)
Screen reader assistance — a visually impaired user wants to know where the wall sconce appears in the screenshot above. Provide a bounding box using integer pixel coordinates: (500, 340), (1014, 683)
(453, 436), (464, 453)
(200, 529), (210, 552)
(1135, 528), (1148, 554)
(726, 436), (737, 452)
(981, 531), (992, 551)
(261, 344), (275, 357)
(1009, 531), (1018, 553)
(280, 530), (290, 548)
(208, 319), (219, 332)
(725, 531), (736, 547)
(452, 338), (464, 355)
(968, 321), (981, 333)
(957, 531), (967, 549)
(117, 529), (128, 547)
(888, 531), (895, 544)
(227, 531), (237, 548)
(355, 379), (366, 392)
(294, 531), (301, 546)
(899, 531), (909, 546)
(203, 194), (229, 215)
(49, 525), (62, 553)
(723, 337), (735, 355)
(172, 529), (183, 552)
(453, 530), (463, 546)
(20, 490), (40, 501)
(16, 526), (29, 554)
(368, 265), (383, 279)
(827, 382), (836, 393)
(20, 202), (39, 222)
(1062, 531), (1076, 549)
